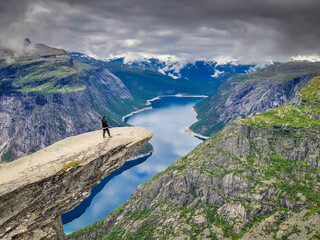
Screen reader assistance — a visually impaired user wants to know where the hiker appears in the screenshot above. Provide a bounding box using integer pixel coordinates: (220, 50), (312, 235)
(101, 116), (111, 138)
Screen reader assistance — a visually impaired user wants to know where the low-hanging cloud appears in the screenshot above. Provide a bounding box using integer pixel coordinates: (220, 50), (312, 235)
(1, 0), (320, 64)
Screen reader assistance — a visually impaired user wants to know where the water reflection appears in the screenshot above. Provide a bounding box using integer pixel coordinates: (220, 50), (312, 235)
(62, 155), (150, 224)
(63, 96), (203, 234)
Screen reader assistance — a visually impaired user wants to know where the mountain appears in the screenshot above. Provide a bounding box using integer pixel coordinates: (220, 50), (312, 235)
(0, 41), (143, 162)
(69, 53), (215, 98)
(68, 76), (320, 240)
(190, 61), (320, 137)
(108, 57), (255, 88)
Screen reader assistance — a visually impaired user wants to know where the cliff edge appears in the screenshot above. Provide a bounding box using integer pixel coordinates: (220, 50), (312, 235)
(0, 126), (153, 240)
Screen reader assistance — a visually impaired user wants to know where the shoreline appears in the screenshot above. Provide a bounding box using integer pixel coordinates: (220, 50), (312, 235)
(182, 106), (209, 140)
(182, 126), (209, 140)
(122, 94), (208, 122)
(122, 107), (152, 122)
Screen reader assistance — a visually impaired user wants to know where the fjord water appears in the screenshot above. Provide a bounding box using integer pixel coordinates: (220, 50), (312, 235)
(62, 96), (204, 234)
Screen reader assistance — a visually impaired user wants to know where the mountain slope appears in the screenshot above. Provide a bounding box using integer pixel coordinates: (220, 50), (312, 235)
(0, 42), (140, 162)
(191, 61), (320, 137)
(69, 77), (320, 240)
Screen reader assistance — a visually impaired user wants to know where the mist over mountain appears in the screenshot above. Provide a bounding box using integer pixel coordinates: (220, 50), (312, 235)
(110, 57), (256, 83)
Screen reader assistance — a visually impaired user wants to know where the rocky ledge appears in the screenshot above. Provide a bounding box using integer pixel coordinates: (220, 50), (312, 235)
(0, 127), (153, 240)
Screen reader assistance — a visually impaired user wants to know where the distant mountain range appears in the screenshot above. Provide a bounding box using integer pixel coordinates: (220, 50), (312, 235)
(72, 53), (256, 86)
(109, 57), (256, 82)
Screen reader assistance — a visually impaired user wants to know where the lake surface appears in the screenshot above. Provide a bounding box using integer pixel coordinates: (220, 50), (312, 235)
(62, 96), (204, 234)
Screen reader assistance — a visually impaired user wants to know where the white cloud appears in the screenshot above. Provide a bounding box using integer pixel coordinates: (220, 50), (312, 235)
(1, 0), (320, 65)
(211, 69), (224, 78)
(291, 55), (320, 62)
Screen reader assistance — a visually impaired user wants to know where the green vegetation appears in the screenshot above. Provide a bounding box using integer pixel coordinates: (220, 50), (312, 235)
(241, 104), (320, 131)
(67, 219), (105, 240)
(1, 148), (12, 162)
(298, 76), (320, 103)
(27, 146), (40, 154)
(128, 208), (151, 221)
(58, 160), (81, 173)
(102, 224), (126, 240)
(11, 62), (86, 94)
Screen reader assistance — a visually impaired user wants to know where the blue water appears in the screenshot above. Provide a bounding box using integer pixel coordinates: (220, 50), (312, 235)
(62, 96), (204, 234)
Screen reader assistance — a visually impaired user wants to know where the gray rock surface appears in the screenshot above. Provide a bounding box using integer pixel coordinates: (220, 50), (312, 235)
(0, 126), (153, 240)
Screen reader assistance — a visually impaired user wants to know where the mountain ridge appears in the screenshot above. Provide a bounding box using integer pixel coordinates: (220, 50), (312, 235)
(191, 61), (320, 137)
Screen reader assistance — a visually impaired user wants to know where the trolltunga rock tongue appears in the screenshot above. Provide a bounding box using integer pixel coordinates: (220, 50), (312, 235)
(0, 126), (153, 240)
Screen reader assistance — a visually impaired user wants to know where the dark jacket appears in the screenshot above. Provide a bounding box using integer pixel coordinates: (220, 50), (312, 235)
(101, 118), (109, 128)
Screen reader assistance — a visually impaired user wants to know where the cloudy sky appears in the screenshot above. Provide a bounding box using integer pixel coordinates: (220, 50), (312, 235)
(1, 0), (320, 64)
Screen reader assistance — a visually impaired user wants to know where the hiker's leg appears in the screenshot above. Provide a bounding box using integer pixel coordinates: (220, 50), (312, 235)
(103, 129), (106, 138)
(106, 128), (111, 137)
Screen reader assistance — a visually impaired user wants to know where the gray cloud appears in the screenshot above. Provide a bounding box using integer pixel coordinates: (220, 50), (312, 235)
(1, 0), (320, 63)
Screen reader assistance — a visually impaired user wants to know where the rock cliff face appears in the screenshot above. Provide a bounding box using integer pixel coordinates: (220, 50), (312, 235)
(0, 41), (138, 162)
(70, 77), (320, 239)
(191, 61), (320, 137)
(0, 126), (153, 240)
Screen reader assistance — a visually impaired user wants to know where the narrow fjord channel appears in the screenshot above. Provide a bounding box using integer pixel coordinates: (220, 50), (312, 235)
(62, 96), (204, 234)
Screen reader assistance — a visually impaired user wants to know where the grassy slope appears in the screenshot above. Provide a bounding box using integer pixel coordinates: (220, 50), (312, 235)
(0, 60), (88, 94)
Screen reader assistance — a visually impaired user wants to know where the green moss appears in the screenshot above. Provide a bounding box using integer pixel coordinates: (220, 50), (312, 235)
(124, 222), (156, 240)
(298, 77), (320, 103)
(128, 208), (151, 221)
(241, 104), (320, 131)
(103, 224), (126, 240)
(1, 148), (12, 162)
(11, 61), (87, 94)
(312, 232), (320, 239)
(205, 205), (220, 224)
(59, 160), (81, 173)
(246, 155), (255, 165)
(27, 146), (40, 154)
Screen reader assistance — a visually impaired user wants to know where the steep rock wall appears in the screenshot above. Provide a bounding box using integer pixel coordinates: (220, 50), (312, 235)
(191, 62), (320, 136)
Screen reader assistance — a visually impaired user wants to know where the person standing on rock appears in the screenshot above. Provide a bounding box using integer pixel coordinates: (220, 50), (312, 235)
(101, 116), (111, 138)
